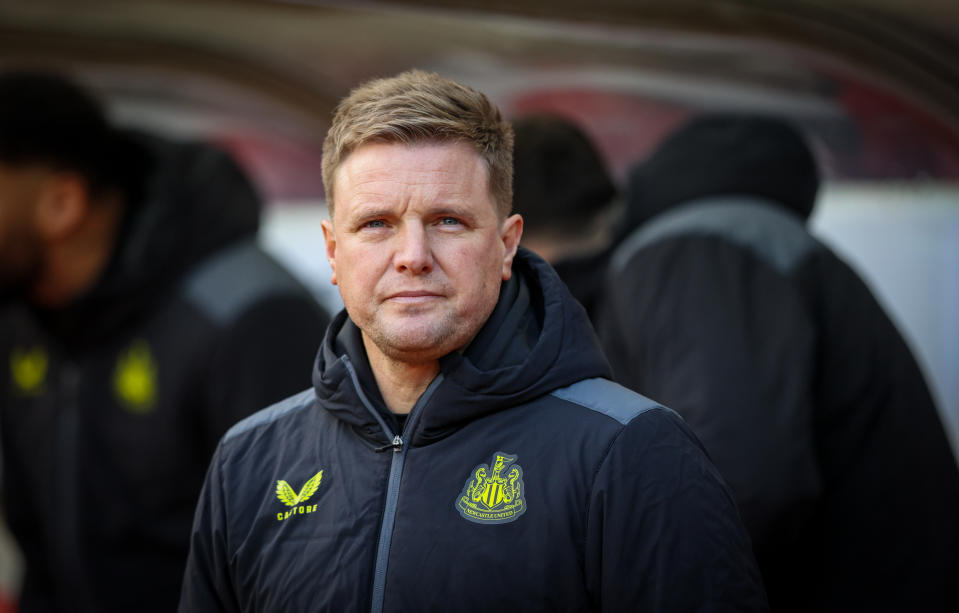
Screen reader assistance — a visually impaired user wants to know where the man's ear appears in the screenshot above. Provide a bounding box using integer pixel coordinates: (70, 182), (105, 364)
(33, 173), (89, 241)
(500, 213), (524, 281)
(321, 218), (338, 286)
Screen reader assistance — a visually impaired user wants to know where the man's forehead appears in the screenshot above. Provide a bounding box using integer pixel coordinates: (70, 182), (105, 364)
(332, 141), (496, 216)
(339, 140), (485, 174)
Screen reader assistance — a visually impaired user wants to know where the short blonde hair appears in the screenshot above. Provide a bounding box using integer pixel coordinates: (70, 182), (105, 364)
(322, 70), (513, 217)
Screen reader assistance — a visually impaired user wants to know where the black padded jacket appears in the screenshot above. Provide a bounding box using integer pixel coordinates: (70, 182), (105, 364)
(599, 196), (959, 612)
(0, 132), (330, 612)
(180, 248), (767, 612)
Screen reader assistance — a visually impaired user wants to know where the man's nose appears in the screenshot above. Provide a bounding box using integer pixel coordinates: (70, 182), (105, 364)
(393, 223), (433, 274)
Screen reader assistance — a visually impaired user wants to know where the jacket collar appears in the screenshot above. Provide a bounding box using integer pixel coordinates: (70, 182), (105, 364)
(312, 248), (611, 447)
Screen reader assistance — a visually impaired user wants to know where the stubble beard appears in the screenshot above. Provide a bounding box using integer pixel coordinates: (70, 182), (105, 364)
(364, 308), (466, 363)
(362, 285), (501, 364)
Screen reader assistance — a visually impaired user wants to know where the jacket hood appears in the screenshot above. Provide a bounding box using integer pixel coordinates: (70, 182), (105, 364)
(312, 247), (611, 446)
(512, 114), (617, 235)
(35, 131), (261, 346)
(107, 131), (260, 296)
(615, 114), (820, 245)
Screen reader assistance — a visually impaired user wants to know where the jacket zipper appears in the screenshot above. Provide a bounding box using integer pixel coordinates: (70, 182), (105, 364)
(56, 362), (98, 611)
(341, 357), (443, 613)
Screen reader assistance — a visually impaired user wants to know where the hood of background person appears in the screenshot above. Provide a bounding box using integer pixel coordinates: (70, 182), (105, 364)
(512, 115), (616, 236)
(616, 114), (820, 244)
(312, 247), (612, 446)
(35, 129), (261, 347)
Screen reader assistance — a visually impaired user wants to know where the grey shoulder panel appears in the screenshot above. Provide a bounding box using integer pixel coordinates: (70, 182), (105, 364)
(223, 387), (315, 442)
(550, 378), (668, 425)
(612, 196), (822, 277)
(183, 239), (309, 325)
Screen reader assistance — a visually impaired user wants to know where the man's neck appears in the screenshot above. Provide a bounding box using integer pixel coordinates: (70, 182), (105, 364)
(362, 333), (440, 415)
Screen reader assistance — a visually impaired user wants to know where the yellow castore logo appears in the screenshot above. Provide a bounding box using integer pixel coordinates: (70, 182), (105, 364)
(276, 470), (323, 521)
(10, 346), (48, 395)
(113, 340), (157, 413)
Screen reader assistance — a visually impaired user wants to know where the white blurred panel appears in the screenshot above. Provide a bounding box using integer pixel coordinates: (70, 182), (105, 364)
(811, 183), (959, 461)
(258, 203), (344, 317)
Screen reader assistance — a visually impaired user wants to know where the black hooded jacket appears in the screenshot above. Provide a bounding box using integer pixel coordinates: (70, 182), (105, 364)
(179, 248), (767, 612)
(0, 132), (330, 612)
(596, 116), (959, 612)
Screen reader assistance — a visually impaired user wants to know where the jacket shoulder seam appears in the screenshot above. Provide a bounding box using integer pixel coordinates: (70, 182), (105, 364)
(549, 377), (667, 425)
(182, 239), (311, 326)
(611, 196), (821, 278)
(223, 388), (315, 442)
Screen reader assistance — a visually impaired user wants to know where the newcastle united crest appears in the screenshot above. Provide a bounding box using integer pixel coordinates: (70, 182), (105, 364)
(455, 451), (526, 524)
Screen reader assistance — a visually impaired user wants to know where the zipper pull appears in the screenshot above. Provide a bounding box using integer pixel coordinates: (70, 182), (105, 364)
(375, 435), (403, 453)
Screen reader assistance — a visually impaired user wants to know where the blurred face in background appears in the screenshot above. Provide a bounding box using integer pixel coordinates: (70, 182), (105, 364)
(0, 163), (45, 301)
(322, 140), (522, 365)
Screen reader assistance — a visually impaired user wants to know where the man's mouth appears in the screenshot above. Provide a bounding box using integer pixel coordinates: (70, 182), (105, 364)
(386, 290), (443, 303)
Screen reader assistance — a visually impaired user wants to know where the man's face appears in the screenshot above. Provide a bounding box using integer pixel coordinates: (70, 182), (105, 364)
(322, 140), (522, 364)
(0, 163), (44, 301)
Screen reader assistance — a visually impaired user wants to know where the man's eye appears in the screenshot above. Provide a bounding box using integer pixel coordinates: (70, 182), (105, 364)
(439, 217), (460, 226)
(363, 220), (386, 229)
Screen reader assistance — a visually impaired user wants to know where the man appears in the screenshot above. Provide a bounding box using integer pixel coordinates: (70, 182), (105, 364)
(599, 114), (959, 611)
(180, 70), (766, 612)
(511, 114), (618, 321)
(0, 71), (330, 612)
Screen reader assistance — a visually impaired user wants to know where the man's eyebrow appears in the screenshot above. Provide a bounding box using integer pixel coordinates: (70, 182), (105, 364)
(346, 206), (393, 221)
(425, 205), (478, 219)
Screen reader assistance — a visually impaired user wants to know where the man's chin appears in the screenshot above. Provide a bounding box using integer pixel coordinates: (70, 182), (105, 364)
(370, 327), (467, 363)
(378, 336), (454, 361)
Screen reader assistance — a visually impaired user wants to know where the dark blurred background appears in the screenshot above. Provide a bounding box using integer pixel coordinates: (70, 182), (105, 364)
(1, 0), (957, 603)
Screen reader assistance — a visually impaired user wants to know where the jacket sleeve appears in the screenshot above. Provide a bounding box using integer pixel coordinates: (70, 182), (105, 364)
(584, 407), (768, 612)
(202, 294), (329, 445)
(598, 237), (822, 566)
(179, 445), (240, 612)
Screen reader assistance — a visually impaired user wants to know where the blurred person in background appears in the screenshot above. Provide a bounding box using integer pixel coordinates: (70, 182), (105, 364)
(598, 114), (959, 612)
(511, 114), (618, 321)
(180, 69), (767, 612)
(0, 70), (330, 612)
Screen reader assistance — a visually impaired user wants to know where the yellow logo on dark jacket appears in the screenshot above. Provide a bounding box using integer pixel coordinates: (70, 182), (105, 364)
(456, 452), (526, 524)
(10, 346), (48, 395)
(276, 470), (323, 521)
(113, 340), (157, 413)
